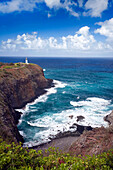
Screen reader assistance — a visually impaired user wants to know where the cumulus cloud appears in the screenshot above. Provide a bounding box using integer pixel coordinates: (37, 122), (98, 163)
(84, 0), (108, 17)
(61, 26), (95, 50)
(95, 18), (113, 41)
(2, 26), (112, 53)
(76, 26), (90, 36)
(2, 32), (47, 50)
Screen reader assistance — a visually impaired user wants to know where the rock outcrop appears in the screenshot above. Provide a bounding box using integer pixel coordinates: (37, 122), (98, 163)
(0, 63), (53, 143)
(69, 112), (113, 156)
(104, 111), (113, 125)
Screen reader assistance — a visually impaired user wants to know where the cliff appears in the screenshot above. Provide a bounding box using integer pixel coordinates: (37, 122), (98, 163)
(0, 63), (53, 143)
(69, 111), (113, 156)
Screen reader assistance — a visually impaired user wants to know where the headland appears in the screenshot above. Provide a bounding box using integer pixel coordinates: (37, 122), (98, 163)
(0, 62), (53, 143)
(0, 62), (113, 157)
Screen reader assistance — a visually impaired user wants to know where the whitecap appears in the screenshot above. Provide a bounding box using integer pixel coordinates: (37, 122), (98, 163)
(19, 131), (26, 137)
(27, 116), (52, 128)
(27, 121), (49, 128)
(18, 119), (23, 125)
(53, 80), (67, 88)
(70, 97), (112, 127)
(21, 95), (112, 146)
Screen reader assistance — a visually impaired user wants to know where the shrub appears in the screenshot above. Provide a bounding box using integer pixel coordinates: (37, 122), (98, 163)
(0, 62), (4, 67)
(0, 138), (113, 170)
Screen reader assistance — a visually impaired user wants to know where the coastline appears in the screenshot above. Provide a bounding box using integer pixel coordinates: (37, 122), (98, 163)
(28, 124), (92, 152)
(27, 111), (113, 155)
(0, 62), (113, 156)
(0, 63), (53, 143)
(19, 88), (113, 152)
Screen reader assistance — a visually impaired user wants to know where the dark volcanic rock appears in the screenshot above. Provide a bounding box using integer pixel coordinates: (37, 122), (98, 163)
(53, 123), (93, 140)
(54, 131), (80, 139)
(104, 111), (113, 125)
(77, 115), (85, 122)
(69, 115), (74, 119)
(73, 123), (93, 134)
(0, 63), (53, 143)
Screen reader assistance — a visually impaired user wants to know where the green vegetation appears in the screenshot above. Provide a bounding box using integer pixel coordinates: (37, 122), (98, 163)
(0, 138), (113, 170)
(3, 63), (21, 69)
(0, 62), (36, 70)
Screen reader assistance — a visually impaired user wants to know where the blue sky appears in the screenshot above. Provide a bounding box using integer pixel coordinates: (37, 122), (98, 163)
(0, 0), (113, 57)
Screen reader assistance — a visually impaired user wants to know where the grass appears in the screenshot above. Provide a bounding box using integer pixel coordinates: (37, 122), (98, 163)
(0, 63), (36, 70)
(0, 138), (113, 170)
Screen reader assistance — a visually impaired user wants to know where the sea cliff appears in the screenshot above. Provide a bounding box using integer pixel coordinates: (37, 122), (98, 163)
(0, 63), (53, 143)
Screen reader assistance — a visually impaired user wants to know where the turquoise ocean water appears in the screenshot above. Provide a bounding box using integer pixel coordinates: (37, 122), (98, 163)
(1, 57), (113, 147)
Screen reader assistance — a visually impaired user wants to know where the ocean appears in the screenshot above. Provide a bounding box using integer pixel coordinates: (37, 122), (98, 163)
(1, 57), (113, 147)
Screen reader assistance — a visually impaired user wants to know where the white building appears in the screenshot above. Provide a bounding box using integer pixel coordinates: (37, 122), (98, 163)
(25, 57), (29, 64)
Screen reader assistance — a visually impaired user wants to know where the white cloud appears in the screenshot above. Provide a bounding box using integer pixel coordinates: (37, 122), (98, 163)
(44, 0), (61, 9)
(95, 18), (113, 41)
(2, 32), (47, 50)
(1, 26), (113, 57)
(2, 26), (112, 53)
(84, 0), (108, 17)
(64, 26), (96, 50)
(0, 0), (111, 18)
(78, 0), (83, 7)
(76, 26), (90, 36)
(0, 0), (79, 17)
(65, 5), (79, 17)
(44, 0), (79, 17)
(0, 0), (43, 13)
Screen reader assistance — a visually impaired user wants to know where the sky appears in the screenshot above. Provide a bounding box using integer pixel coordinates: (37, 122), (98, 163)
(0, 0), (113, 58)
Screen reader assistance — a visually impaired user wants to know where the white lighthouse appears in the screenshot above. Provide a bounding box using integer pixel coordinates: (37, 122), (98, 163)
(25, 57), (28, 64)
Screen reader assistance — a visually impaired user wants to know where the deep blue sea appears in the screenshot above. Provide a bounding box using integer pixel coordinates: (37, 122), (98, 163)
(1, 57), (113, 147)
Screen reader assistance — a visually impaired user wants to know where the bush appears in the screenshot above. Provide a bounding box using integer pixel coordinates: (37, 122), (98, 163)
(0, 138), (113, 170)
(0, 62), (4, 67)
(9, 63), (14, 66)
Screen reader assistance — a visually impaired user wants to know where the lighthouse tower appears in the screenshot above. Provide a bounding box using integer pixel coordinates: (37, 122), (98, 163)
(25, 57), (28, 64)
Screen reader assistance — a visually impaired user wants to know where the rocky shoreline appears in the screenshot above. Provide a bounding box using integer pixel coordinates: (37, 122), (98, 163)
(29, 111), (113, 155)
(69, 111), (113, 156)
(0, 62), (113, 156)
(0, 63), (53, 143)
(29, 122), (93, 150)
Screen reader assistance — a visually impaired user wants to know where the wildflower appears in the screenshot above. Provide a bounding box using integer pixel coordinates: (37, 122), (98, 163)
(58, 158), (65, 164)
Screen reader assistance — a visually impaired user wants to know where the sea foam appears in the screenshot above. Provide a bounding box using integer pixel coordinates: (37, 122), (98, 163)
(70, 97), (111, 127)
(17, 80), (67, 126)
(23, 97), (112, 147)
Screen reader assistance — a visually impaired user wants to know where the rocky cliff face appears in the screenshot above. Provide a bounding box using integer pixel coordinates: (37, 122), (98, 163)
(0, 63), (53, 143)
